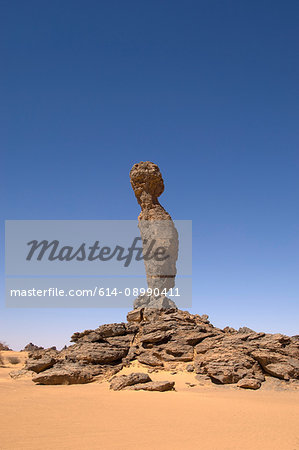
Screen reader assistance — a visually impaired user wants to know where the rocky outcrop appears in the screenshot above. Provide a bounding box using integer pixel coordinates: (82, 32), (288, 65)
(32, 364), (94, 385)
(22, 343), (45, 352)
(0, 342), (12, 351)
(110, 372), (175, 391)
(130, 161), (178, 309)
(18, 308), (299, 389)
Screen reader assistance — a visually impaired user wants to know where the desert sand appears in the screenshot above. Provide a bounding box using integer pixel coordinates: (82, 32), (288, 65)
(0, 353), (298, 450)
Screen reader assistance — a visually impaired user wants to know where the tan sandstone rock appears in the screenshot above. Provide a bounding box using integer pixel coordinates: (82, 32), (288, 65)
(130, 161), (178, 309)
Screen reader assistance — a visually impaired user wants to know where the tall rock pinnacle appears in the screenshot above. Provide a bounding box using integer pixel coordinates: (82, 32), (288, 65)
(130, 161), (178, 309)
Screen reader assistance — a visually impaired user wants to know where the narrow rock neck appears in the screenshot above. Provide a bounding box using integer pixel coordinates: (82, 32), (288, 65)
(139, 191), (160, 211)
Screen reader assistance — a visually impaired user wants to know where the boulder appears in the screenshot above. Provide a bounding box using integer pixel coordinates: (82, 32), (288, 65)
(161, 343), (194, 362)
(32, 365), (94, 385)
(105, 335), (134, 347)
(237, 378), (261, 390)
(110, 372), (151, 390)
(195, 350), (263, 384)
(71, 323), (127, 343)
(239, 327), (255, 334)
(126, 381), (175, 391)
(140, 330), (172, 344)
(180, 332), (216, 346)
(200, 314), (210, 323)
(65, 343), (128, 364)
(127, 308), (144, 323)
(27, 347), (58, 360)
(138, 352), (164, 367)
(223, 326), (237, 333)
(25, 357), (56, 373)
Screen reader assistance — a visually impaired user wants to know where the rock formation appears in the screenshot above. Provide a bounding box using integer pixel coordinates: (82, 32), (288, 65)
(130, 161), (179, 309)
(108, 371), (174, 391)
(22, 343), (45, 352)
(0, 342), (11, 351)
(110, 372), (175, 391)
(110, 372), (151, 390)
(16, 308), (299, 390)
(9, 163), (299, 391)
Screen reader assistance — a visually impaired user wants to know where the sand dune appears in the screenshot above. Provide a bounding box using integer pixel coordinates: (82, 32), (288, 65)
(0, 355), (298, 450)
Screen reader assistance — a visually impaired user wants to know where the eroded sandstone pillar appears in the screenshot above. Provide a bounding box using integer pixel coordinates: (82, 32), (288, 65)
(130, 161), (178, 309)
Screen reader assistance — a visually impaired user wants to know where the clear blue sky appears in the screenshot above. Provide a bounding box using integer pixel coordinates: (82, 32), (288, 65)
(1, 1), (298, 349)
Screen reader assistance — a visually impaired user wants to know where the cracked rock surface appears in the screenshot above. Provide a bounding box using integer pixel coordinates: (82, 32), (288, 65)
(17, 308), (299, 389)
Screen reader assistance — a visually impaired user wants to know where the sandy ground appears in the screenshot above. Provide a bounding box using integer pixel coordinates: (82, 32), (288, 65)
(0, 353), (299, 450)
